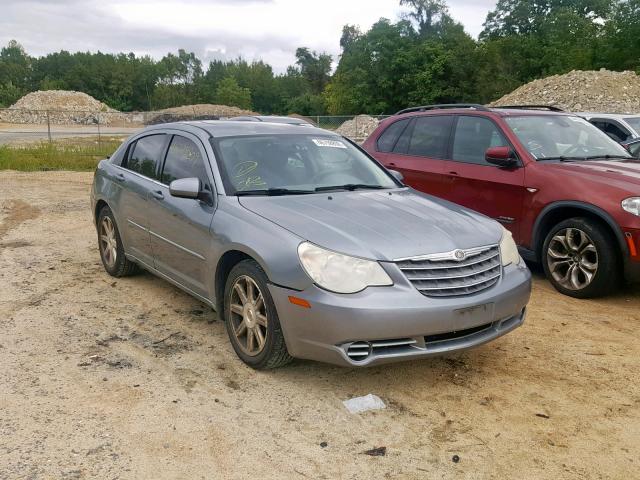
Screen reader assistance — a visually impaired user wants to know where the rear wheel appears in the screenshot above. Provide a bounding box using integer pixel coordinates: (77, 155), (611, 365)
(223, 260), (292, 369)
(542, 218), (619, 298)
(97, 206), (138, 277)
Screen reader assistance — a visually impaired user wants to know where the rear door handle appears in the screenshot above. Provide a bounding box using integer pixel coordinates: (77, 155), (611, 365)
(388, 162), (397, 167)
(151, 190), (164, 200)
(448, 171), (459, 176)
(114, 173), (126, 182)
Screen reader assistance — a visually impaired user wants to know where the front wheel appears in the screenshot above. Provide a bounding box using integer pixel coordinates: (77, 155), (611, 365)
(542, 218), (619, 298)
(223, 260), (293, 369)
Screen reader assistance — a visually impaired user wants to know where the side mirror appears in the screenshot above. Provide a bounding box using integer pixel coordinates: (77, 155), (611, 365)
(389, 169), (404, 183)
(485, 146), (517, 168)
(169, 177), (201, 199)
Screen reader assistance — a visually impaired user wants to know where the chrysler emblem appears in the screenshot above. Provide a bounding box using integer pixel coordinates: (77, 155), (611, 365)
(454, 249), (466, 261)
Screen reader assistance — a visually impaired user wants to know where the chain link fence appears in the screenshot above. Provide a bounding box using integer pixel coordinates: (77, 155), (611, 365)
(0, 110), (391, 170)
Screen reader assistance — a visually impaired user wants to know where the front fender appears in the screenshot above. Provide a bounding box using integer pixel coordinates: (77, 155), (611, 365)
(211, 198), (313, 291)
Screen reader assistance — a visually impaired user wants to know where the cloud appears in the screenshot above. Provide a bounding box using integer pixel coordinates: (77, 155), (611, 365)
(0, 0), (497, 72)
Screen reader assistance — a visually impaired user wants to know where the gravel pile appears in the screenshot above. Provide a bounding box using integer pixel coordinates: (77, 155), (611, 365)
(0, 90), (123, 125)
(146, 104), (258, 124)
(490, 70), (640, 113)
(336, 115), (380, 139)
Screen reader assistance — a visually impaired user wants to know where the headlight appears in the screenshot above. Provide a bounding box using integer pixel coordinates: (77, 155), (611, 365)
(622, 197), (640, 216)
(500, 228), (521, 266)
(298, 242), (393, 294)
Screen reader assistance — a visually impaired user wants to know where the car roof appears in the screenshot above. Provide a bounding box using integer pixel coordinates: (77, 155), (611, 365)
(230, 115), (312, 125)
(577, 112), (640, 119)
(145, 120), (336, 138)
(393, 107), (572, 119)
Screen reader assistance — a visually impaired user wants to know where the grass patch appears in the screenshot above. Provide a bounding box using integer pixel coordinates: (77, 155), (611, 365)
(0, 137), (124, 171)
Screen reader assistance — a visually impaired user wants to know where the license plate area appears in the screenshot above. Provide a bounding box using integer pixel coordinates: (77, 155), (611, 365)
(454, 302), (495, 328)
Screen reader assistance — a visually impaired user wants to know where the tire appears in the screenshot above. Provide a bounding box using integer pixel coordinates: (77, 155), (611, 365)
(97, 205), (139, 277)
(223, 260), (293, 369)
(542, 217), (619, 298)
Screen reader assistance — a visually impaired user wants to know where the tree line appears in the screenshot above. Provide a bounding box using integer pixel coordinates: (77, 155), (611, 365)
(1, 0), (639, 115)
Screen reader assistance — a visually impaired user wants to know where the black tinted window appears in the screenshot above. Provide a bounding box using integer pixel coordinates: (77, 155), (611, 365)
(603, 122), (630, 142)
(126, 135), (166, 179)
(377, 119), (410, 152)
(452, 116), (508, 165)
(162, 136), (209, 186)
(407, 116), (452, 158)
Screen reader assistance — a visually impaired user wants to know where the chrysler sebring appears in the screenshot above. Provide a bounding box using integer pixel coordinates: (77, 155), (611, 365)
(91, 121), (531, 368)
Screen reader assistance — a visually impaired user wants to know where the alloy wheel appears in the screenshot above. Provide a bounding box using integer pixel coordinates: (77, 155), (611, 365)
(229, 275), (268, 356)
(99, 216), (118, 269)
(547, 227), (598, 291)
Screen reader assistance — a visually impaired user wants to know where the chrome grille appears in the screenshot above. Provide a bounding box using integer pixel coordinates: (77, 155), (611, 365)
(396, 245), (501, 298)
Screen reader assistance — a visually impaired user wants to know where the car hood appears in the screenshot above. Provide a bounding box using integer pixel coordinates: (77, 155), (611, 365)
(542, 159), (640, 194)
(238, 188), (502, 261)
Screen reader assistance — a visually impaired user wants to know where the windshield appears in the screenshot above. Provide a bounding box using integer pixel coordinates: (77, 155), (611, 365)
(504, 115), (631, 160)
(624, 116), (640, 133)
(212, 135), (398, 195)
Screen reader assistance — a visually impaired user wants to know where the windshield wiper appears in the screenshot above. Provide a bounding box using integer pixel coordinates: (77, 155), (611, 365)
(536, 156), (584, 162)
(538, 154), (632, 162)
(236, 188), (315, 196)
(582, 155), (631, 160)
(314, 184), (386, 192)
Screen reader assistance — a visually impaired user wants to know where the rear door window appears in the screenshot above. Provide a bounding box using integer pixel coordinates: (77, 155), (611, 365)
(161, 135), (210, 187)
(125, 134), (167, 180)
(377, 119), (410, 152)
(452, 116), (509, 165)
(407, 116), (453, 158)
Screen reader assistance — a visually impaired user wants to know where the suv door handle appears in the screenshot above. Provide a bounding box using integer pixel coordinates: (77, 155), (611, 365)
(114, 173), (126, 182)
(151, 190), (164, 200)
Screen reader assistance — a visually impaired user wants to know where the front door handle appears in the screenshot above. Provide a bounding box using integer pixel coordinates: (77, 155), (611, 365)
(388, 162), (397, 167)
(151, 190), (164, 200)
(448, 171), (459, 176)
(114, 173), (126, 182)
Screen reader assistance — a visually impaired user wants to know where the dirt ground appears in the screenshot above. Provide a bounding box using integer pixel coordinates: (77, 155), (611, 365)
(1, 171), (638, 480)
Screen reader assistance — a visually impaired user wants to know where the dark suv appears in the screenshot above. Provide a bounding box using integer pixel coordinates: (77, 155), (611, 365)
(363, 104), (640, 298)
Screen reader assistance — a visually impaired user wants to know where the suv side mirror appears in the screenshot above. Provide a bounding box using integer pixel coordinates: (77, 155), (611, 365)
(389, 169), (404, 183)
(485, 146), (517, 168)
(169, 177), (201, 199)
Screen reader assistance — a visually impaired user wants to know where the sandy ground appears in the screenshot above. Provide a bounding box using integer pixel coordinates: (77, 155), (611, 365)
(1, 171), (639, 480)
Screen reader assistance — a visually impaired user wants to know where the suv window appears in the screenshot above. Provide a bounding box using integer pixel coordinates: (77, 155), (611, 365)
(591, 120), (631, 143)
(161, 135), (209, 187)
(377, 119), (410, 152)
(407, 116), (452, 158)
(125, 134), (166, 180)
(452, 116), (509, 165)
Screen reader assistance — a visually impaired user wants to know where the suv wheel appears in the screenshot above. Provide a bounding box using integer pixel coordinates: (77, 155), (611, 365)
(542, 218), (619, 298)
(97, 206), (139, 277)
(223, 260), (293, 369)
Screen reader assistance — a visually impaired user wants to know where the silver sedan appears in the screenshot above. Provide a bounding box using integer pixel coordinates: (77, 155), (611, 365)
(91, 121), (531, 368)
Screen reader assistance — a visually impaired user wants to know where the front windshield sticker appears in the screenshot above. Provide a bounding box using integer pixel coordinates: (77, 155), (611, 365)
(312, 139), (347, 149)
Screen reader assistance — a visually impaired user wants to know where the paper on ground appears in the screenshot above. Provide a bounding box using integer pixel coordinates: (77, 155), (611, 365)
(343, 394), (386, 414)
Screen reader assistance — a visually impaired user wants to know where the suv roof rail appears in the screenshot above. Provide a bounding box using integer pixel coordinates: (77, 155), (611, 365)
(492, 105), (565, 112)
(395, 104), (490, 115)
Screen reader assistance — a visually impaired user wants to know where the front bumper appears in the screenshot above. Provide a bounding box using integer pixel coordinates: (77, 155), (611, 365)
(269, 262), (532, 367)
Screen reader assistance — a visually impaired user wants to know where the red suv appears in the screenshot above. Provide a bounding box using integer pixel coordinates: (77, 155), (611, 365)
(363, 104), (640, 298)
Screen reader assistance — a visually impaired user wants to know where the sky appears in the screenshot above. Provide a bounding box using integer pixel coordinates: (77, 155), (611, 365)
(0, 0), (497, 73)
